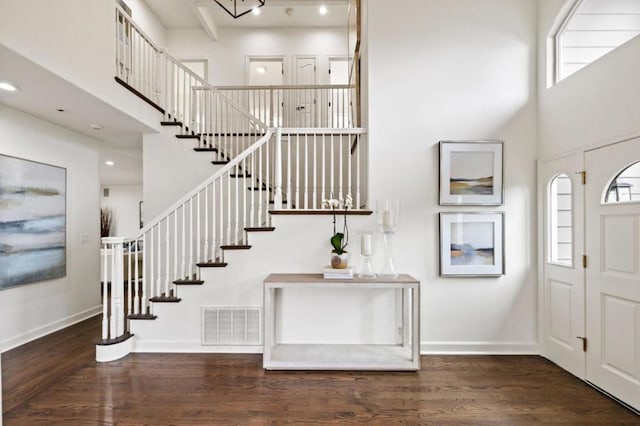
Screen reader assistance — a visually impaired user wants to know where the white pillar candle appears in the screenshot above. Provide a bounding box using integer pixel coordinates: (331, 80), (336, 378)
(382, 210), (393, 231)
(361, 234), (373, 256)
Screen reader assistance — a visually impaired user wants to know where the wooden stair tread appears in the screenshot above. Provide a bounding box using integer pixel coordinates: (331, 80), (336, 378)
(150, 296), (182, 303)
(221, 245), (251, 250)
(173, 279), (204, 285)
(176, 134), (199, 139)
(248, 186), (273, 192)
(197, 261), (228, 267)
(230, 173), (252, 178)
(270, 209), (373, 216)
(212, 161), (230, 165)
(161, 121), (182, 126)
(128, 313), (157, 320)
(96, 332), (134, 346)
(245, 227), (275, 232)
(194, 147), (218, 152)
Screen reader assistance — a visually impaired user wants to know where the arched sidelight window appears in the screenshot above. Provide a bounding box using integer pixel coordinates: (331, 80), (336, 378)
(549, 174), (572, 266)
(604, 161), (640, 204)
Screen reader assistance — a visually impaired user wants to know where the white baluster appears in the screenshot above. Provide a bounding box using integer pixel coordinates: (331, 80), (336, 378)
(101, 241), (108, 339)
(304, 133), (309, 209)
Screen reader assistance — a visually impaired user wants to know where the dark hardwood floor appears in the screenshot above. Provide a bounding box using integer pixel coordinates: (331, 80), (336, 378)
(3, 316), (639, 425)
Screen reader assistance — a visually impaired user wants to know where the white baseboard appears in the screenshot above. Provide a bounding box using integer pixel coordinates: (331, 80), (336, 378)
(133, 341), (263, 354)
(421, 341), (539, 355)
(1, 305), (102, 353)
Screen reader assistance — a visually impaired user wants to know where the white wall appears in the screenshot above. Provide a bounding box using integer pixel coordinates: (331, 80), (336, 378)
(143, 126), (222, 220)
(538, 0), (640, 160)
(0, 104), (102, 351)
(0, 0), (161, 133)
(125, 0), (168, 48)
(366, 0), (538, 353)
(100, 184), (143, 236)
(166, 27), (348, 85)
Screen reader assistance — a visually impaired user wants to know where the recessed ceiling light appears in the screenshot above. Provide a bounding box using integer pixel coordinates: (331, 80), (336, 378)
(252, 6), (261, 15)
(57, 108), (66, 112)
(90, 124), (103, 131)
(319, 5), (328, 15)
(0, 81), (20, 92)
(256, 66), (267, 74)
(105, 160), (115, 166)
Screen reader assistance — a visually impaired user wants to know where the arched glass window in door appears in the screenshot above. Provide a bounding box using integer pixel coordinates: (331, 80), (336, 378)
(604, 161), (640, 204)
(549, 174), (572, 266)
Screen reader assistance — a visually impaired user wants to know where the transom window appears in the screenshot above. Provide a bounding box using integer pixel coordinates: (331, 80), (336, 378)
(554, 0), (640, 83)
(604, 161), (640, 203)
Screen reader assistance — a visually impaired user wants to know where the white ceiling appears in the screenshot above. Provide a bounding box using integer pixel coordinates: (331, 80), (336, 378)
(144, 0), (348, 30)
(0, 45), (146, 185)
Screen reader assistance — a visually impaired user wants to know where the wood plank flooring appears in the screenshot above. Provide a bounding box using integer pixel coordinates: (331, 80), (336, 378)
(3, 316), (639, 425)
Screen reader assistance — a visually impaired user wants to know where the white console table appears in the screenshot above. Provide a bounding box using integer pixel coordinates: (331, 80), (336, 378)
(263, 273), (420, 371)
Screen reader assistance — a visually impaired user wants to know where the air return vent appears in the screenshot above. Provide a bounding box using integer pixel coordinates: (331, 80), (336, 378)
(202, 307), (262, 346)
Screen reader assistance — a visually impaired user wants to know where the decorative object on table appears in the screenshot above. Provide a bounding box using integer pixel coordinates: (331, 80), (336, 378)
(323, 266), (354, 280)
(0, 154), (67, 289)
(439, 141), (503, 206)
(439, 212), (504, 277)
(357, 231), (376, 278)
(322, 194), (353, 269)
(376, 200), (400, 277)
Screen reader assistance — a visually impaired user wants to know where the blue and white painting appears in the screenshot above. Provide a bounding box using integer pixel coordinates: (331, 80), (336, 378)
(0, 155), (66, 289)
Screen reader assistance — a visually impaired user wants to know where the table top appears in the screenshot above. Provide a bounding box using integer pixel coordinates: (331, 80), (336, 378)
(264, 273), (419, 285)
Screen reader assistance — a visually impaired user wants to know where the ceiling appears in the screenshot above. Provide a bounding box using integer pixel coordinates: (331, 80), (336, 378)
(0, 45), (147, 185)
(144, 0), (349, 31)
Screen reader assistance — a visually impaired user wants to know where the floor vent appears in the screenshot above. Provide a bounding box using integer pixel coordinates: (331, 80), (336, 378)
(202, 307), (262, 345)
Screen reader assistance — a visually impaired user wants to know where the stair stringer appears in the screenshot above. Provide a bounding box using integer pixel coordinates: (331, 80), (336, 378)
(129, 213), (399, 354)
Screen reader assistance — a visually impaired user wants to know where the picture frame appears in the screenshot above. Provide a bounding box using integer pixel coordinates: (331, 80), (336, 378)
(439, 212), (504, 277)
(0, 154), (67, 289)
(439, 141), (503, 205)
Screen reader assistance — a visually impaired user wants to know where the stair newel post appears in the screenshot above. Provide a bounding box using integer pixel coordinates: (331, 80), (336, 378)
(165, 217), (170, 297)
(274, 128), (284, 210)
(105, 237), (126, 339)
(269, 87), (275, 128)
(101, 239), (109, 339)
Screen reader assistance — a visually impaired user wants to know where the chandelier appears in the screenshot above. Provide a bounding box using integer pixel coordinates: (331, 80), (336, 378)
(215, 0), (265, 19)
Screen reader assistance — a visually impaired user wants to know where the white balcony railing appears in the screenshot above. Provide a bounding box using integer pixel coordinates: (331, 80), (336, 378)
(218, 85), (356, 129)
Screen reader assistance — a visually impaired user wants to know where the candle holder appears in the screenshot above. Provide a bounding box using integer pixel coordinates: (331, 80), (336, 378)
(357, 231), (376, 278)
(376, 200), (400, 277)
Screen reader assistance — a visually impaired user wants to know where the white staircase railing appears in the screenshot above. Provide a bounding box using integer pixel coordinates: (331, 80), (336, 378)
(217, 85), (356, 129)
(116, 6), (268, 159)
(100, 6), (369, 348)
(99, 128), (367, 343)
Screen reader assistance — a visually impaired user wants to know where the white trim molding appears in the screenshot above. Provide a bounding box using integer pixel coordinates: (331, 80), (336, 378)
(421, 341), (539, 355)
(133, 341), (264, 354)
(1, 305), (102, 353)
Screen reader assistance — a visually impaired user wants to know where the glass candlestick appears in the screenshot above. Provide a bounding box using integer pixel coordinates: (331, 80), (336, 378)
(358, 232), (376, 278)
(376, 200), (400, 277)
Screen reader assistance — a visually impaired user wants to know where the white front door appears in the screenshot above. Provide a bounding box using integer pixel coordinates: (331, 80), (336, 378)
(541, 153), (586, 379)
(585, 138), (640, 411)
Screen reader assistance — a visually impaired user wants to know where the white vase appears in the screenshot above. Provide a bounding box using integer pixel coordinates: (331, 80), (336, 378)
(330, 252), (350, 269)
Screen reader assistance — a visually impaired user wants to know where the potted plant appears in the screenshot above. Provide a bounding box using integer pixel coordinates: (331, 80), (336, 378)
(322, 194), (353, 269)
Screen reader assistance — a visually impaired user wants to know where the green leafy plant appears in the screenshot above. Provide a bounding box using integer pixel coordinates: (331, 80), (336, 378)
(322, 194), (353, 254)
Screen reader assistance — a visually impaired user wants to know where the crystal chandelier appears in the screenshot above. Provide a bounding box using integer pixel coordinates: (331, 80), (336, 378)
(215, 0), (265, 19)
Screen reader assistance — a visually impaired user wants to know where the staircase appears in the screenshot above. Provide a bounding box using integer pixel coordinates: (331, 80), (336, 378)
(96, 6), (369, 362)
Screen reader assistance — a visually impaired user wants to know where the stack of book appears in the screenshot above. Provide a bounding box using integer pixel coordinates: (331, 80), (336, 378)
(323, 266), (354, 280)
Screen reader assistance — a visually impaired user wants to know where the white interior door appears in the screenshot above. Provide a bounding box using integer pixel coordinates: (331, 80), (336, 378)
(585, 138), (640, 411)
(541, 153), (586, 379)
(294, 56), (316, 126)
